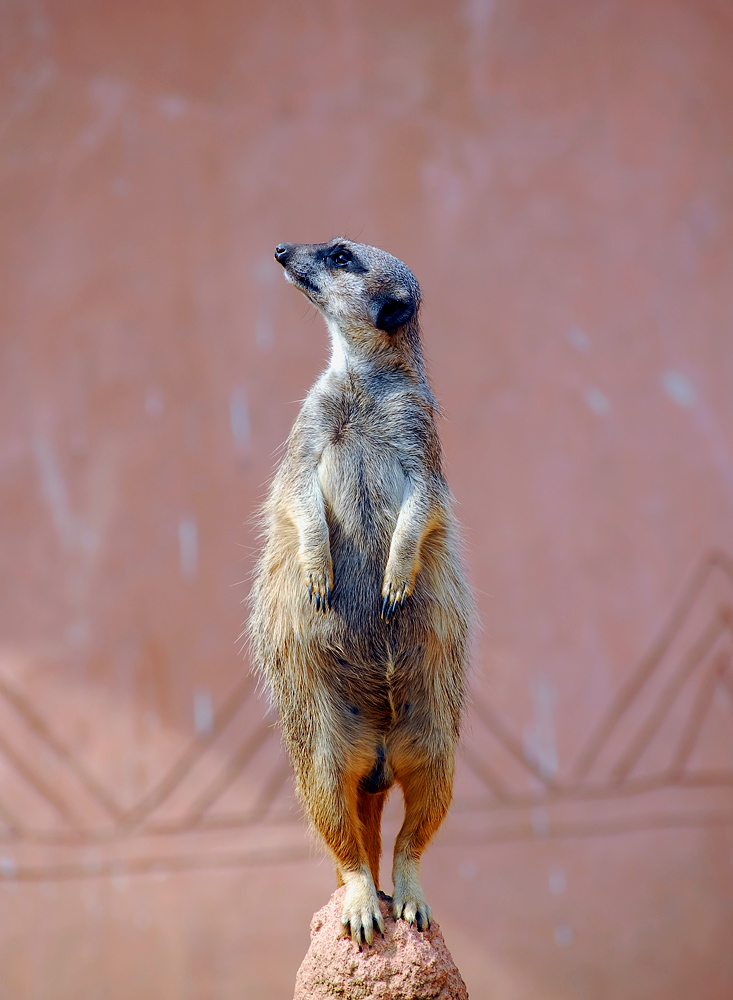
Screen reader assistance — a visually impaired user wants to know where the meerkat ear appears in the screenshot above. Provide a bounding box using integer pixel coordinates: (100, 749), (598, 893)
(370, 293), (416, 332)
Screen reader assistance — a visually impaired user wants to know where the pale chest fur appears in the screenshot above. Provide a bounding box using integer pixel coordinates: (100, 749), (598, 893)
(309, 381), (411, 541)
(317, 437), (406, 536)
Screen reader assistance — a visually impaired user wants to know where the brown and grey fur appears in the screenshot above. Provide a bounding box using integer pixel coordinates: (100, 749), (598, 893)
(248, 238), (472, 947)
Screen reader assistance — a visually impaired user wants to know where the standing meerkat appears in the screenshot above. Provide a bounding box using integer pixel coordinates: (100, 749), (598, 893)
(249, 238), (472, 947)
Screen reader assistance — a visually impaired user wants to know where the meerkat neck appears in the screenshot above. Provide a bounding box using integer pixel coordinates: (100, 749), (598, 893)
(325, 316), (430, 392)
(326, 318), (349, 374)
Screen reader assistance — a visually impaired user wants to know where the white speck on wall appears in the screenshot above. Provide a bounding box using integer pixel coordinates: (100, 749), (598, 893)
(80, 76), (129, 150)
(65, 619), (90, 647)
(531, 806), (550, 838)
(156, 94), (187, 119)
(523, 676), (559, 779)
(12, 60), (56, 118)
(194, 688), (214, 736)
(229, 387), (251, 454)
(32, 431), (78, 550)
(0, 856), (16, 879)
(254, 256), (276, 285)
(459, 860), (478, 879)
(421, 158), (463, 217)
(256, 310), (274, 351)
(30, 9), (51, 40)
(548, 867), (567, 895)
(144, 710), (160, 732)
(463, 0), (495, 39)
(583, 387), (610, 415)
(178, 517), (198, 581)
(79, 526), (100, 552)
(184, 409), (202, 452)
(111, 871), (129, 892)
(112, 177), (130, 198)
(145, 388), (164, 417)
(554, 923), (574, 947)
(661, 368), (733, 499)
(568, 327), (590, 352)
(662, 370), (697, 407)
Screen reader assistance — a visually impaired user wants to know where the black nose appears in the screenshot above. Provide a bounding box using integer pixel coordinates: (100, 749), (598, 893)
(274, 243), (292, 265)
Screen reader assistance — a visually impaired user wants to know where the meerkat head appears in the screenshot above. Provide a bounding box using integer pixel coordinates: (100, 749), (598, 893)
(274, 239), (422, 372)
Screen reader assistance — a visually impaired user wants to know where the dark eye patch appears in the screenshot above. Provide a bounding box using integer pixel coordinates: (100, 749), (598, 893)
(322, 245), (368, 274)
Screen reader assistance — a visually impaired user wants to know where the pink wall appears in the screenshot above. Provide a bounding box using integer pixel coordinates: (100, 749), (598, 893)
(1, 1), (732, 996)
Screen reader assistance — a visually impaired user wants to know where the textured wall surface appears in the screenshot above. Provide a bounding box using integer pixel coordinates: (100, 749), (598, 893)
(1, 1), (733, 997)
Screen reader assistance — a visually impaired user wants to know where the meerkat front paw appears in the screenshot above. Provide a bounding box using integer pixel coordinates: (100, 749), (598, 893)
(339, 869), (384, 948)
(306, 568), (332, 612)
(301, 552), (333, 613)
(392, 868), (432, 931)
(380, 568), (414, 623)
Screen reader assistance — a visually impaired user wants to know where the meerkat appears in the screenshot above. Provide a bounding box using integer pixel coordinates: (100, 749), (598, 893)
(249, 238), (471, 947)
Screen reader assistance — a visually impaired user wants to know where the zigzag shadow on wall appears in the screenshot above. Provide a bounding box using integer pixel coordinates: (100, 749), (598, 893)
(0, 551), (731, 878)
(451, 550), (733, 844)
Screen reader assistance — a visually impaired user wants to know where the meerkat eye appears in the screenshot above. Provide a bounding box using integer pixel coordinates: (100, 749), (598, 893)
(331, 248), (353, 268)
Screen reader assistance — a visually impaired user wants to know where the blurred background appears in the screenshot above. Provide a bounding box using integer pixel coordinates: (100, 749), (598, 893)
(2, 0), (733, 997)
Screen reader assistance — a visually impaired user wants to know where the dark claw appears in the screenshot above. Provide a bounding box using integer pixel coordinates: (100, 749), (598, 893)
(415, 912), (423, 931)
(309, 584), (313, 603)
(381, 595), (389, 618)
(315, 593), (321, 611)
(400, 593), (406, 607)
(326, 584), (332, 606)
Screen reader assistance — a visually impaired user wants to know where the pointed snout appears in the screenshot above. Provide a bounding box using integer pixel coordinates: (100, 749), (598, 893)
(274, 243), (294, 266)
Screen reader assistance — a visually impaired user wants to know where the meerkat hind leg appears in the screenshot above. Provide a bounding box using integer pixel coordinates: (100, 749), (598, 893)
(392, 757), (453, 930)
(302, 763), (384, 946)
(356, 787), (388, 890)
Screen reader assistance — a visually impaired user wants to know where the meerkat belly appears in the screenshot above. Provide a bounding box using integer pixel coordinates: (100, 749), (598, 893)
(316, 437), (403, 642)
(317, 439), (404, 546)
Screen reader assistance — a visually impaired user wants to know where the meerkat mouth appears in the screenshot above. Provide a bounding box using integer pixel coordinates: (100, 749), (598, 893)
(284, 269), (321, 298)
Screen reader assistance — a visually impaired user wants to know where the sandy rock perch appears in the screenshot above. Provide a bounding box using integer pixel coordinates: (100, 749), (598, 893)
(294, 887), (468, 999)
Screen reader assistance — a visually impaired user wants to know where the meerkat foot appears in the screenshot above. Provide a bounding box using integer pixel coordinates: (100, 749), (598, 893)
(392, 867), (432, 931)
(339, 868), (384, 948)
(380, 575), (412, 624)
(303, 564), (333, 613)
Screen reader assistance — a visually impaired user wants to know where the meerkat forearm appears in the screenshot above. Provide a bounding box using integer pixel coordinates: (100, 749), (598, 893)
(282, 461), (333, 610)
(382, 478), (443, 620)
